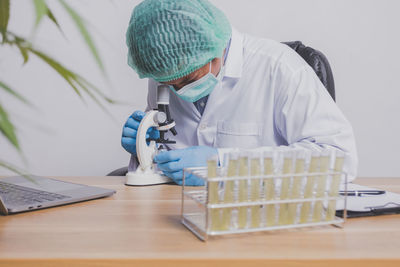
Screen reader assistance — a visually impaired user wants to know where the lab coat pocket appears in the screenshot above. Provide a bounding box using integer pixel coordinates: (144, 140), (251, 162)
(215, 121), (262, 148)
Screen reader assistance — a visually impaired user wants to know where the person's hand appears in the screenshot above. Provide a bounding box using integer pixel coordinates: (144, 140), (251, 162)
(154, 146), (218, 186)
(121, 111), (160, 156)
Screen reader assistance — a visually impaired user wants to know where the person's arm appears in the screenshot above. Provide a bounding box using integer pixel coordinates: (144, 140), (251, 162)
(273, 64), (358, 181)
(218, 64), (357, 181)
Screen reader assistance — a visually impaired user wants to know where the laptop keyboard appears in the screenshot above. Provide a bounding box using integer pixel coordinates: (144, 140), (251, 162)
(0, 181), (70, 206)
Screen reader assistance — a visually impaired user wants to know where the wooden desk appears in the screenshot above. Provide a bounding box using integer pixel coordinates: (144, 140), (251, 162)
(0, 177), (399, 267)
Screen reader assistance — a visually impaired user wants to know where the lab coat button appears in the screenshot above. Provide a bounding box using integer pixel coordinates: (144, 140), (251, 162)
(199, 123), (207, 130)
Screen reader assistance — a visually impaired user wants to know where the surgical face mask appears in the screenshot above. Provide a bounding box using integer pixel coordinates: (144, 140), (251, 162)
(169, 61), (224, 103)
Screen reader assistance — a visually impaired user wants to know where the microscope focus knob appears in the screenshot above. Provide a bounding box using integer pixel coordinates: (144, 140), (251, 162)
(155, 111), (167, 124)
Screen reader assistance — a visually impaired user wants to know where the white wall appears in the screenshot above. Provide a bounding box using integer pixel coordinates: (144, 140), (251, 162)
(1, 0), (399, 177)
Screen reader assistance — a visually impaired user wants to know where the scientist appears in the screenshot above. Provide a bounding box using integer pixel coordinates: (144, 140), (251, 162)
(122, 0), (358, 185)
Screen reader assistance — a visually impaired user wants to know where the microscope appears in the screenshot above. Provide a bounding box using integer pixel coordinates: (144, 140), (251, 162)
(125, 85), (177, 186)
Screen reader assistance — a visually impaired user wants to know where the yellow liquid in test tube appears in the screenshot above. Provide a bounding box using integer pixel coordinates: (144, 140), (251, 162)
(238, 156), (249, 229)
(312, 155), (330, 222)
(287, 157), (305, 224)
(264, 156), (275, 226)
(250, 157), (261, 228)
(278, 156), (292, 225)
(207, 158), (220, 231)
(299, 156), (320, 223)
(221, 158), (237, 230)
(325, 156), (344, 221)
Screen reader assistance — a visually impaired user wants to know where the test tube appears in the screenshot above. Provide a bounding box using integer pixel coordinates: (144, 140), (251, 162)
(312, 150), (331, 222)
(299, 151), (320, 223)
(221, 152), (238, 230)
(237, 152), (249, 229)
(287, 149), (306, 224)
(207, 155), (221, 231)
(263, 149), (276, 227)
(278, 150), (293, 225)
(325, 150), (345, 221)
(250, 152), (262, 228)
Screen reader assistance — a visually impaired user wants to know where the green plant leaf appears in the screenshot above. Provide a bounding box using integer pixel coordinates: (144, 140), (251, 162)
(32, 0), (64, 36)
(0, 160), (35, 183)
(27, 46), (115, 114)
(59, 0), (105, 73)
(46, 6), (64, 34)
(28, 47), (84, 99)
(0, 80), (32, 106)
(0, 160), (22, 174)
(73, 75), (108, 111)
(2, 32), (31, 64)
(0, 0), (10, 41)
(8, 34), (115, 111)
(15, 42), (29, 64)
(33, 0), (47, 27)
(0, 102), (20, 150)
(75, 74), (115, 104)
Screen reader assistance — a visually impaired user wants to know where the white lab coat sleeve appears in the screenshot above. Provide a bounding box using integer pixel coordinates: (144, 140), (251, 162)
(127, 79), (159, 172)
(274, 65), (358, 181)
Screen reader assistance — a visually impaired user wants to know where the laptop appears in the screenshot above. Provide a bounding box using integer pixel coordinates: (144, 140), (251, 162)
(0, 175), (115, 215)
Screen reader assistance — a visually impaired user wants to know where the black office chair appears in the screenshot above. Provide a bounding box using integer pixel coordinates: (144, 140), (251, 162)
(283, 41), (335, 101)
(107, 41), (335, 176)
(108, 166), (129, 176)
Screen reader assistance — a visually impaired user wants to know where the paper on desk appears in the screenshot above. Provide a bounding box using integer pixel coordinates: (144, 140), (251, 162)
(336, 183), (400, 212)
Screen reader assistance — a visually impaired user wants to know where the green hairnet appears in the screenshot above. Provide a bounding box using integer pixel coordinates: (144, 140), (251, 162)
(126, 0), (232, 82)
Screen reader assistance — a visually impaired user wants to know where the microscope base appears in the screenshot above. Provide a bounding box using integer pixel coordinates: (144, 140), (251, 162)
(125, 171), (172, 186)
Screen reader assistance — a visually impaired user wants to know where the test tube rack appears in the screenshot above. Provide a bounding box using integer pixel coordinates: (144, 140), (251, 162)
(181, 166), (347, 241)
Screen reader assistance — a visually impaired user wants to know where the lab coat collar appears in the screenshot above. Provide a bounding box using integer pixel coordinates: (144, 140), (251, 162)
(223, 27), (243, 79)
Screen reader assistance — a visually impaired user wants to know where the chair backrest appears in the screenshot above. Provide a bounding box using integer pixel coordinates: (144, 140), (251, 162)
(283, 41), (335, 101)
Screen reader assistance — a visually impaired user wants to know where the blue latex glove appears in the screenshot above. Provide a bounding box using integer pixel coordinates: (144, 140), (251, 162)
(154, 146), (218, 186)
(121, 110), (160, 156)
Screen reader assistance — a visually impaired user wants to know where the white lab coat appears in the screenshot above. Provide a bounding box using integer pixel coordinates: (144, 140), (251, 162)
(129, 28), (358, 181)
